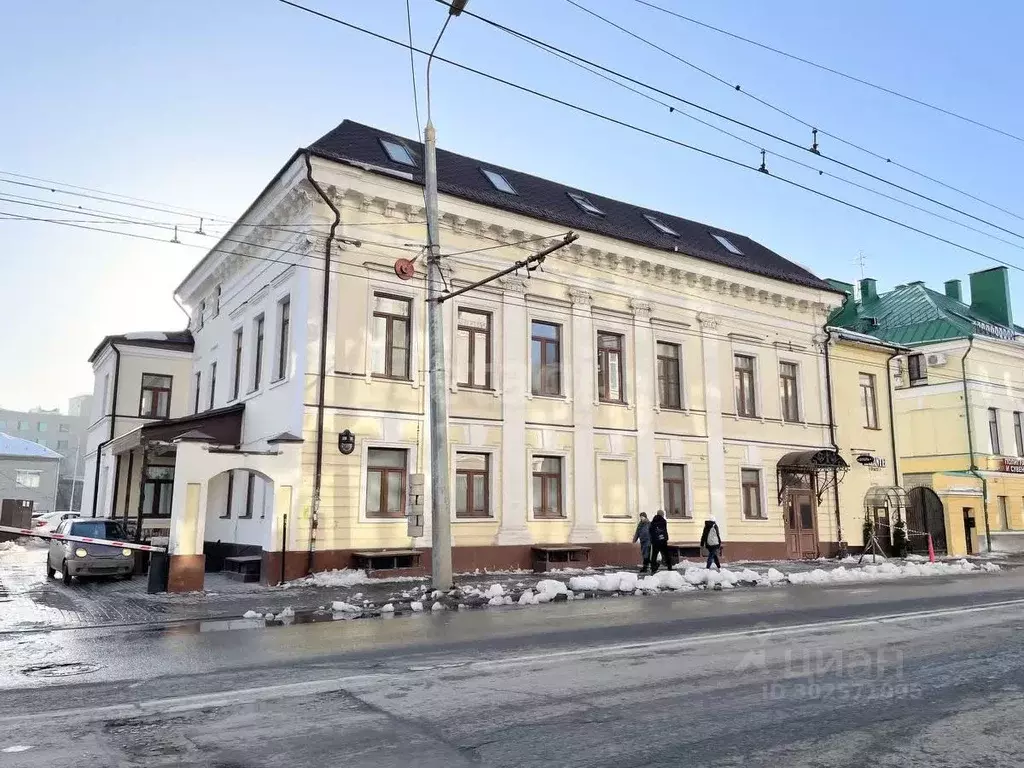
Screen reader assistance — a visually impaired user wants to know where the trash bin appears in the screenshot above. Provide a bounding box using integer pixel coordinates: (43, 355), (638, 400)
(147, 551), (169, 594)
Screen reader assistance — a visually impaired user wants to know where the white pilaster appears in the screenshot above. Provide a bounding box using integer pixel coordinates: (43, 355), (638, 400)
(632, 299), (657, 514)
(569, 288), (601, 543)
(699, 312), (728, 537)
(497, 276), (531, 545)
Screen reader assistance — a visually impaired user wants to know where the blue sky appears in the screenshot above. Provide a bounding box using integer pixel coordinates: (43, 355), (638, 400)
(2, 0), (1023, 410)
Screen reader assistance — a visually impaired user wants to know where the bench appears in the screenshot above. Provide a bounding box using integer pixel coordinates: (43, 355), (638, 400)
(531, 545), (591, 573)
(352, 549), (423, 574)
(667, 542), (702, 560)
(223, 555), (262, 583)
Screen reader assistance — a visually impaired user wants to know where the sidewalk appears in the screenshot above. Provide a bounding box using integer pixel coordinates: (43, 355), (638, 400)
(0, 540), (1012, 633)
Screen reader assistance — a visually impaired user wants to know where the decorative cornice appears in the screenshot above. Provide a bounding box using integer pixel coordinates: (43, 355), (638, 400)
(630, 299), (653, 320)
(568, 287), (593, 307)
(500, 275), (529, 295)
(697, 312), (720, 331)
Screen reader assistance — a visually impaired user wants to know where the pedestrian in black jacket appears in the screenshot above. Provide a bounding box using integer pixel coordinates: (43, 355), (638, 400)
(633, 513), (652, 574)
(700, 516), (723, 571)
(649, 510), (671, 575)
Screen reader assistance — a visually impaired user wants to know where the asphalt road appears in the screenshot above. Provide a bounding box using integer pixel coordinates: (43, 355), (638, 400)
(2, 571), (1024, 767)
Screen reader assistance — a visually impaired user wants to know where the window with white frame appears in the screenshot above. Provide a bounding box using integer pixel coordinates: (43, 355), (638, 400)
(139, 374), (172, 418)
(531, 455), (564, 518)
(455, 452), (490, 518)
(456, 308), (492, 389)
(734, 355), (757, 417)
(196, 300), (205, 331)
(366, 448), (408, 518)
(657, 342), (682, 409)
(15, 470), (41, 489)
(597, 332), (625, 403)
(741, 468), (765, 519)
(193, 371), (202, 414)
(779, 362), (800, 423)
(275, 296), (290, 381)
(662, 463), (688, 519)
(859, 373), (879, 429)
(231, 328), (243, 400)
(252, 314), (265, 390)
(531, 321), (562, 396)
(371, 294), (412, 380)
(213, 285), (221, 317)
(209, 362), (217, 410)
(990, 408), (1001, 455)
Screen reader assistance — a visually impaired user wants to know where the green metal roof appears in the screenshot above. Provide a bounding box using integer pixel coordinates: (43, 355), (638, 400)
(828, 282), (1022, 347)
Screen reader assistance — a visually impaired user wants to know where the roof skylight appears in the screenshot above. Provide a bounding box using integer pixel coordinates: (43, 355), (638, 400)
(568, 192), (605, 217)
(482, 168), (517, 194)
(380, 138), (416, 166)
(711, 233), (743, 255)
(644, 214), (678, 237)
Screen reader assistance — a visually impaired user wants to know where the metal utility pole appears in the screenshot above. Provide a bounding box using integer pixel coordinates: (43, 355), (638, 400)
(423, 0), (468, 590)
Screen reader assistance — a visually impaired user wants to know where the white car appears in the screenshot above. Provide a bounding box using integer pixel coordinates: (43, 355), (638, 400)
(34, 511), (80, 532)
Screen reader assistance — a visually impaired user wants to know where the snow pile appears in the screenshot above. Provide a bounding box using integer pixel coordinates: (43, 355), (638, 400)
(785, 559), (996, 585)
(680, 567), (758, 589)
(518, 589), (539, 605)
(484, 584), (505, 599)
(765, 568), (788, 585)
(381, 603), (395, 613)
(569, 571), (640, 593)
(535, 579), (568, 601)
(242, 610), (262, 619)
(410, 601), (424, 612)
(488, 594), (515, 606)
(637, 570), (689, 592)
(331, 601), (362, 613)
(284, 568), (423, 589)
(0, 540), (27, 554)
(431, 601), (445, 611)
(567, 575), (600, 592)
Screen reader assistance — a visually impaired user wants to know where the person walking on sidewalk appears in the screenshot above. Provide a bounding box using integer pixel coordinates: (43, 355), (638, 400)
(633, 512), (652, 573)
(649, 510), (672, 575)
(701, 516), (723, 571)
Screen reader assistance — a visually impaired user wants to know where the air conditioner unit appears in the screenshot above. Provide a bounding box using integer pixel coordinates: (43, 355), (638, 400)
(926, 353), (947, 367)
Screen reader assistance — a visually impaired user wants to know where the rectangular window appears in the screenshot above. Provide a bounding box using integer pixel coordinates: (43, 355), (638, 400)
(657, 342), (682, 409)
(17, 420), (30, 431)
(734, 355), (757, 417)
(371, 294), (412, 380)
(567, 191), (604, 216)
(231, 329), (243, 400)
(455, 452), (490, 518)
(999, 495), (1009, 530)
(532, 456), (564, 519)
(380, 138), (416, 166)
(57, 440), (68, 451)
(58, 424), (70, 433)
(531, 321), (562, 396)
(366, 448), (408, 518)
(741, 468), (765, 519)
(209, 362), (217, 410)
(15, 470), (41, 488)
(252, 314), (265, 390)
(196, 300), (205, 331)
(139, 373), (173, 418)
(663, 463), (688, 519)
(456, 309), (492, 389)
(102, 374), (110, 414)
(481, 168), (516, 194)
(221, 471), (233, 519)
(275, 297), (290, 381)
(1014, 412), (1023, 457)
(908, 353), (926, 384)
(780, 362), (800, 422)
(241, 472), (255, 519)
(37, 422), (47, 432)
(859, 373), (879, 429)
(597, 332), (625, 403)
(193, 371), (202, 414)
(213, 285), (221, 317)
(990, 408), (1001, 455)
(712, 233), (743, 255)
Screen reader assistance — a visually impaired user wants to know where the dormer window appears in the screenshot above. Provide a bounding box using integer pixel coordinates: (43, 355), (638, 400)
(644, 214), (678, 237)
(380, 138), (416, 166)
(482, 168), (516, 194)
(711, 233), (743, 255)
(568, 192), (604, 217)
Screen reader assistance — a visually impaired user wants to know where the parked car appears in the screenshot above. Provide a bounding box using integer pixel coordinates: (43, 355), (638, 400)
(46, 519), (134, 584)
(35, 511), (80, 531)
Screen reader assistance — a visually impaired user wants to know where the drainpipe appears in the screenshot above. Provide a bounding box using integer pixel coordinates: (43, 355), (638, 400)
(303, 151), (341, 576)
(961, 337), (991, 552)
(91, 343), (121, 518)
(822, 328), (843, 546)
(885, 350), (901, 489)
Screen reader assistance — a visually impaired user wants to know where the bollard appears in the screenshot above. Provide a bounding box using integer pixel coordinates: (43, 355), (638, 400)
(927, 534), (936, 563)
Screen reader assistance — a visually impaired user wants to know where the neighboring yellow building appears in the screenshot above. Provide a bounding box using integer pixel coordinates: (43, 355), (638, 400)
(831, 271), (1024, 556)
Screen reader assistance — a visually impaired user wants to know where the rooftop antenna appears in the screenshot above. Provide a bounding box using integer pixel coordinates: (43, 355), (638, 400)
(854, 251), (867, 279)
(170, 225), (181, 244)
(195, 217), (206, 236)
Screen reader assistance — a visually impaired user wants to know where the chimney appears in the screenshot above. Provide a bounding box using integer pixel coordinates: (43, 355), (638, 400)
(969, 267), (1013, 328)
(944, 279), (962, 302)
(859, 277), (878, 304)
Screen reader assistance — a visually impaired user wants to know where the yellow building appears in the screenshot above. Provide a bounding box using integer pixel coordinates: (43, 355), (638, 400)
(831, 272), (1024, 556)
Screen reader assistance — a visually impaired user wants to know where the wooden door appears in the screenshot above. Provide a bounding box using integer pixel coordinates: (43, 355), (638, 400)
(785, 490), (819, 559)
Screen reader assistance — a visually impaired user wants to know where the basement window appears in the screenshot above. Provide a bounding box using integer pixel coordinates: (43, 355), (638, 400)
(482, 168), (517, 194)
(711, 233), (743, 255)
(644, 214), (679, 237)
(568, 192), (605, 217)
(379, 138), (416, 167)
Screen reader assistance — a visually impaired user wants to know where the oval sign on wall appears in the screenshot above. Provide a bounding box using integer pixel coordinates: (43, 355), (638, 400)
(856, 453), (875, 465)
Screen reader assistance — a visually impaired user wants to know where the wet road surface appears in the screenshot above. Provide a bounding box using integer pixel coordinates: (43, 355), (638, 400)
(2, 571), (1024, 766)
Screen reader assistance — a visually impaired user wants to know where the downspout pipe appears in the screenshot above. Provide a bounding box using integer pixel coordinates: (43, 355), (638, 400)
(885, 349), (901, 490)
(304, 151), (341, 576)
(961, 338), (991, 552)
(91, 343), (121, 518)
(822, 328), (843, 547)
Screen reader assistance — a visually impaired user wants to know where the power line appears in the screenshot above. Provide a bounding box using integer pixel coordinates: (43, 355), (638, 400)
(276, 0), (1024, 275)
(452, 2), (1024, 245)
(631, 0), (1024, 150)
(405, 0), (423, 139)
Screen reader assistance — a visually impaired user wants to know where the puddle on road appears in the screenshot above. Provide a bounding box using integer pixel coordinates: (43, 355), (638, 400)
(21, 661), (101, 678)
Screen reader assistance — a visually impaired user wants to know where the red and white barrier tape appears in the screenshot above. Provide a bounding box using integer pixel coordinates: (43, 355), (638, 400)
(0, 524), (167, 553)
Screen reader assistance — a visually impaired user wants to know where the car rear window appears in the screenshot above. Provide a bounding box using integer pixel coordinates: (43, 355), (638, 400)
(69, 521), (128, 540)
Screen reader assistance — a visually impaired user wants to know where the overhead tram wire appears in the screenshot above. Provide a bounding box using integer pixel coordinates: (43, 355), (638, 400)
(276, 0), (1024, 275)
(446, 1), (1024, 244)
(497, 22), (1024, 257)
(631, 0), (1024, 151)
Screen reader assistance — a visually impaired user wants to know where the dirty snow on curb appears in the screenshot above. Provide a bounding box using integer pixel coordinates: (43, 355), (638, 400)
(283, 568), (423, 589)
